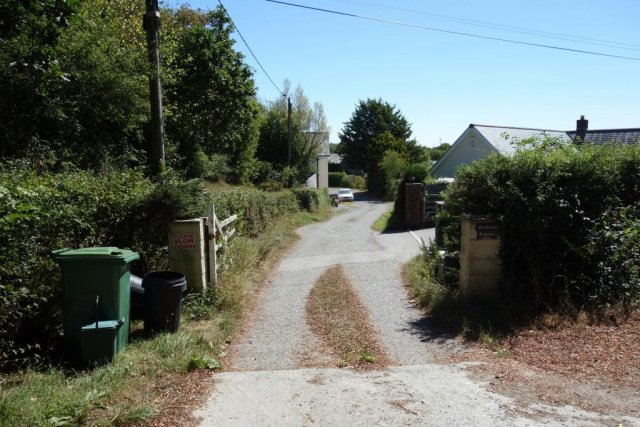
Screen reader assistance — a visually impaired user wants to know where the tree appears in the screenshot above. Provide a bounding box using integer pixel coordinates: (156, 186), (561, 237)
(164, 7), (260, 183)
(424, 142), (451, 162)
(0, 1), (260, 179)
(338, 98), (420, 192)
(0, 0), (150, 168)
(256, 80), (330, 184)
(0, 0), (80, 161)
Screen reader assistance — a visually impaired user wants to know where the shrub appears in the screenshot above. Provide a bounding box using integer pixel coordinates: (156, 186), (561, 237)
(291, 188), (331, 212)
(441, 137), (640, 322)
(253, 161), (279, 184)
(404, 163), (431, 183)
(257, 181), (282, 192)
(379, 151), (407, 201)
(350, 175), (367, 190)
(406, 244), (449, 311)
(328, 172), (350, 187)
(190, 151), (231, 182)
(578, 206), (640, 316)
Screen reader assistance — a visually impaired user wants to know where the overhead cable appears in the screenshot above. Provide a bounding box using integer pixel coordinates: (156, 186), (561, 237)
(265, 0), (640, 62)
(218, 0), (284, 95)
(331, 0), (640, 52)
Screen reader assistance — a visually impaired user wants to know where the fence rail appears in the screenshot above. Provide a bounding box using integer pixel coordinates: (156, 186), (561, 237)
(207, 202), (238, 290)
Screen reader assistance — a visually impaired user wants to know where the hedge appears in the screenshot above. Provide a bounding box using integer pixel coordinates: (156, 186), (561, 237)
(0, 163), (327, 365)
(328, 172), (350, 187)
(291, 187), (331, 211)
(441, 136), (640, 321)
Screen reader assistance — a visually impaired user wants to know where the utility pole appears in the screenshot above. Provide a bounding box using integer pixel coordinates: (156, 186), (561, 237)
(144, 0), (165, 172)
(287, 97), (292, 166)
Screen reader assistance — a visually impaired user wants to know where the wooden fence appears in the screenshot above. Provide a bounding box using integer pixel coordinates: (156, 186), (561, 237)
(207, 202), (238, 290)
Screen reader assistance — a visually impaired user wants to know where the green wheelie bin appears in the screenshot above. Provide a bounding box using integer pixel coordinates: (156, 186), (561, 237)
(53, 247), (139, 365)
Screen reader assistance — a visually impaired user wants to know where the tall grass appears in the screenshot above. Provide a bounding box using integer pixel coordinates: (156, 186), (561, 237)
(404, 244), (508, 341)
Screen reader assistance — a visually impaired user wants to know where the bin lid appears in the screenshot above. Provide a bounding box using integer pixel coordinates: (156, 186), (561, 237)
(54, 247), (139, 265)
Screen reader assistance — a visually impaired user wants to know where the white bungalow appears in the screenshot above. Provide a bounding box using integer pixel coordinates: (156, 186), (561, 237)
(430, 117), (640, 179)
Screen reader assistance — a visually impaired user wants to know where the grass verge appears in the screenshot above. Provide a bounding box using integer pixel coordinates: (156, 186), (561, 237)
(306, 265), (387, 369)
(0, 206), (334, 427)
(405, 245), (640, 386)
(403, 244), (509, 350)
(372, 206), (403, 232)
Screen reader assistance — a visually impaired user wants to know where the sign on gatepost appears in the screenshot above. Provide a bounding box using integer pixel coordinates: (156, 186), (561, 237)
(167, 219), (207, 292)
(172, 232), (196, 250)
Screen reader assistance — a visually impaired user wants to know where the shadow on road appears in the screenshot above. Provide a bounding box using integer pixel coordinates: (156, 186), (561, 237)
(401, 316), (460, 345)
(353, 191), (383, 203)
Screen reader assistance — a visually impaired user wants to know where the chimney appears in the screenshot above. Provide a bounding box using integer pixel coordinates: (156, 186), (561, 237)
(575, 115), (588, 143)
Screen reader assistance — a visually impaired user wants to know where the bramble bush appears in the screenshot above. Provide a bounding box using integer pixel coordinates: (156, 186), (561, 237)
(440, 135), (640, 322)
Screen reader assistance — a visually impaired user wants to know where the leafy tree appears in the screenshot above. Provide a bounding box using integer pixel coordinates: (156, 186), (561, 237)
(0, 0), (80, 161)
(1, 2), (260, 179)
(164, 7), (260, 182)
(53, 0), (149, 167)
(0, 0), (153, 168)
(256, 80), (330, 184)
(338, 98), (420, 192)
(424, 142), (451, 161)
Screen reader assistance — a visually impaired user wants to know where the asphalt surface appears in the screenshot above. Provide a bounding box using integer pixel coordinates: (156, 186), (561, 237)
(194, 196), (635, 426)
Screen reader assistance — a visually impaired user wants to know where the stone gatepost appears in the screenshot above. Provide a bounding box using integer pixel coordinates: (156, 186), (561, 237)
(460, 218), (501, 299)
(168, 218), (207, 292)
(316, 154), (330, 189)
(405, 183), (424, 229)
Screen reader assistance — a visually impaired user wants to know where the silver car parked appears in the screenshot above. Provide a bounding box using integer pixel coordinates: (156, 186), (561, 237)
(337, 188), (354, 202)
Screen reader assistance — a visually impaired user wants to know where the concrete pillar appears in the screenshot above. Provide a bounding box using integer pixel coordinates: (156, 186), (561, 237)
(317, 154), (329, 189)
(459, 218), (501, 300)
(405, 183), (424, 229)
(168, 218), (207, 292)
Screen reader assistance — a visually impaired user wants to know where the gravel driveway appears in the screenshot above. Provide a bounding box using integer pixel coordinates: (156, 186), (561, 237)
(194, 196), (638, 426)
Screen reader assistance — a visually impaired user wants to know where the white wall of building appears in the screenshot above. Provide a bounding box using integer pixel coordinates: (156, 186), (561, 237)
(430, 129), (496, 178)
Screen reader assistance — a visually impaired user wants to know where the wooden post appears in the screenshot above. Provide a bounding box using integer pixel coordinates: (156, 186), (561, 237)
(144, 0), (165, 171)
(207, 202), (218, 291)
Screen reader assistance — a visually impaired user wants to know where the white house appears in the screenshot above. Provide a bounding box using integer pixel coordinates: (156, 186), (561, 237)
(429, 124), (571, 178)
(430, 117), (640, 178)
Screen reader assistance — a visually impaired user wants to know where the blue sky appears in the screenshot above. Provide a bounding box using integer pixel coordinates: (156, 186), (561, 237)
(180, 0), (640, 147)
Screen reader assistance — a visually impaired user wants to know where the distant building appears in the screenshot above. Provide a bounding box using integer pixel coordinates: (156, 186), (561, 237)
(430, 117), (640, 178)
(328, 153), (343, 164)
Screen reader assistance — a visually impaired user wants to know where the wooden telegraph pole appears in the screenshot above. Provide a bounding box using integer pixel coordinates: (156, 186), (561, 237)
(144, 0), (165, 171)
(287, 97), (292, 165)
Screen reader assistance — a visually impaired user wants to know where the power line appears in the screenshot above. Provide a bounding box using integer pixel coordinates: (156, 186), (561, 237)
(331, 0), (640, 52)
(265, 0), (640, 62)
(217, 0), (284, 95)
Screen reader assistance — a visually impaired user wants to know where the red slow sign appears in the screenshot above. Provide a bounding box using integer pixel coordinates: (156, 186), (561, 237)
(173, 233), (196, 250)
